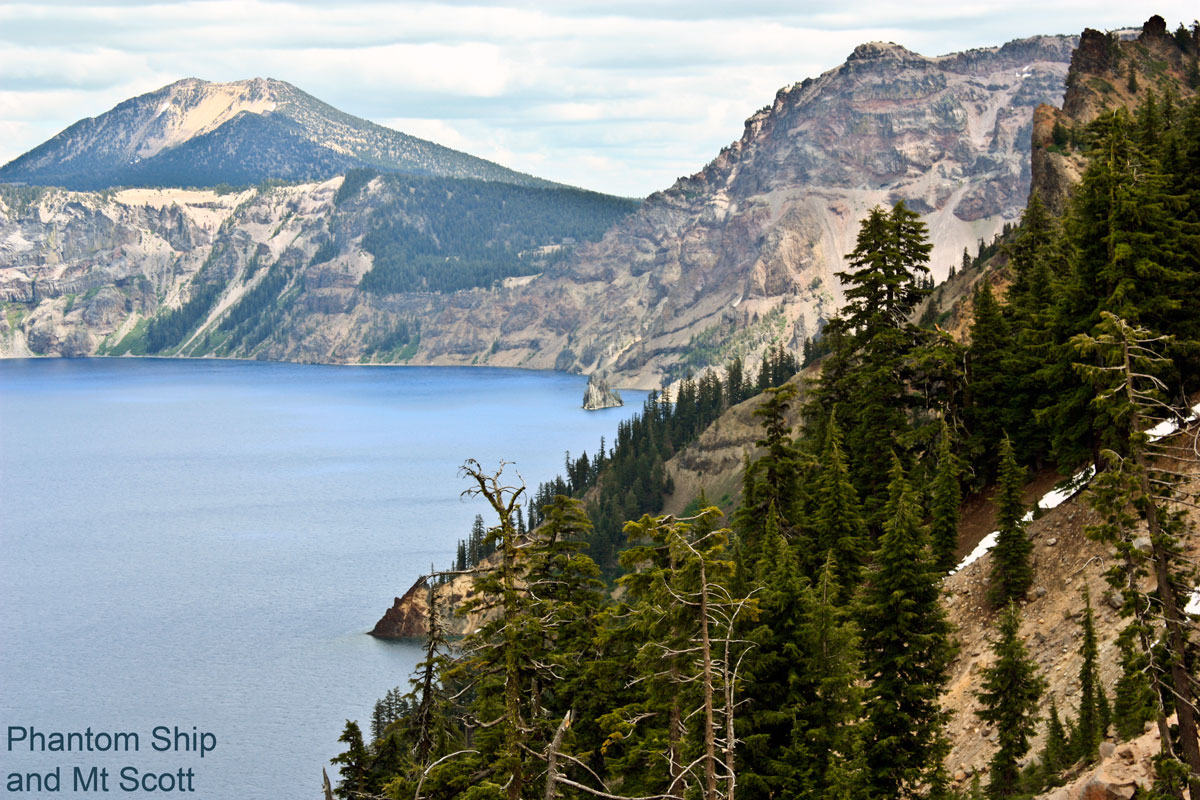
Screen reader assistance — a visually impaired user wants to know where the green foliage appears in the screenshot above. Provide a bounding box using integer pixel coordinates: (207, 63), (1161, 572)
(357, 173), (635, 294)
(988, 437), (1033, 607)
(836, 201), (932, 335)
(860, 457), (955, 799)
(1072, 587), (1107, 761)
(1112, 625), (1157, 740)
(810, 409), (868, 597)
(1041, 699), (1072, 777)
(335, 167), (377, 204)
(144, 275), (224, 353)
(965, 282), (1010, 480)
(975, 604), (1046, 799)
(930, 421), (963, 573)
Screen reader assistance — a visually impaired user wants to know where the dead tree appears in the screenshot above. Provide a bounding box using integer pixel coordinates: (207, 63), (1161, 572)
(1075, 313), (1200, 796)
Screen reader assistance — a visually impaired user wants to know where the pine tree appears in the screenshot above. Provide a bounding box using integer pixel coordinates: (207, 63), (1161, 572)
(1072, 586), (1106, 760)
(735, 383), (802, 573)
(975, 604), (1047, 799)
(965, 282), (1011, 479)
(451, 462), (605, 800)
(1073, 314), (1200, 793)
(330, 721), (371, 800)
(739, 520), (810, 799)
(1042, 698), (1071, 775)
(811, 409), (868, 593)
(614, 509), (756, 800)
(988, 436), (1033, 606)
(860, 457), (955, 798)
(1112, 625), (1156, 741)
(792, 552), (865, 798)
(837, 201), (932, 336)
(930, 420), (962, 573)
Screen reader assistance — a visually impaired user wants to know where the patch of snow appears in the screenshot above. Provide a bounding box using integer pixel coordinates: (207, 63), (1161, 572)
(949, 400), (1200, 577)
(1186, 589), (1199, 616)
(953, 531), (998, 573)
(1038, 466), (1096, 512)
(951, 465), (1095, 575)
(1146, 403), (1200, 443)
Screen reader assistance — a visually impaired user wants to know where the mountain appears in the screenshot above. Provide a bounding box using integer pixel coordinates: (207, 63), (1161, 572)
(0, 77), (555, 190)
(398, 35), (1077, 386)
(1, 37), (1076, 383)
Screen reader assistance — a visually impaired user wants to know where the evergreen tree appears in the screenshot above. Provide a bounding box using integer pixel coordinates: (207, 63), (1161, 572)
(930, 420), (963, 573)
(837, 201), (932, 336)
(739, 520), (810, 799)
(1074, 314), (1200, 793)
(1072, 586), (1106, 760)
(792, 553), (865, 799)
(965, 282), (1011, 479)
(735, 383), (802, 570)
(988, 436), (1033, 606)
(860, 457), (955, 798)
(975, 604), (1046, 799)
(811, 409), (868, 594)
(613, 509), (756, 800)
(330, 721), (371, 800)
(1112, 625), (1157, 741)
(1042, 698), (1071, 775)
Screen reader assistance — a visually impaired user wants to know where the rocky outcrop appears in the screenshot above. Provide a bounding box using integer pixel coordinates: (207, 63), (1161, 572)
(1030, 16), (1198, 214)
(1041, 726), (1166, 800)
(369, 573), (481, 639)
(582, 372), (623, 410)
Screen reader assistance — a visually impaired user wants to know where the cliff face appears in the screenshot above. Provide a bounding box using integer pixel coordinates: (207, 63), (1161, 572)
(1, 36), (1074, 386)
(1031, 17), (1198, 214)
(370, 575), (483, 639)
(402, 35), (1075, 387)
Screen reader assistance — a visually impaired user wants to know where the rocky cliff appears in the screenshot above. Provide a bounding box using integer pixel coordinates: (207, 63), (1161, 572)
(1, 36), (1074, 386)
(400, 34), (1076, 387)
(582, 372), (623, 410)
(1031, 17), (1198, 215)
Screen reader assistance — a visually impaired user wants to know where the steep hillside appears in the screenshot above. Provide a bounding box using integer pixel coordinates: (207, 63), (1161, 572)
(0, 175), (636, 359)
(0, 78), (556, 190)
(917, 15), (1199, 350)
(1032, 16), (1199, 214)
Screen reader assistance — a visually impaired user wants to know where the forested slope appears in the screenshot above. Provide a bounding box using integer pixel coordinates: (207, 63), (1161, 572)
(341, 18), (1200, 800)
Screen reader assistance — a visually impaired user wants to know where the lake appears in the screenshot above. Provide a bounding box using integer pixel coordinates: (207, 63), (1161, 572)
(0, 358), (645, 799)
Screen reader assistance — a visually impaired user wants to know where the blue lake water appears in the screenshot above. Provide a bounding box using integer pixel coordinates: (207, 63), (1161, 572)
(0, 358), (645, 799)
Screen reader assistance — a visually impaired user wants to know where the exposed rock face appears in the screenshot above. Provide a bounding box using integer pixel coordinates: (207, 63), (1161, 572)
(582, 372), (623, 410)
(2, 36), (1074, 386)
(400, 34), (1074, 387)
(369, 574), (481, 639)
(1030, 17), (1198, 215)
(1040, 726), (1164, 800)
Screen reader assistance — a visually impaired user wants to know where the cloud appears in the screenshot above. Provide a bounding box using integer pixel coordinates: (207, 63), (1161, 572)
(1, 1), (1197, 195)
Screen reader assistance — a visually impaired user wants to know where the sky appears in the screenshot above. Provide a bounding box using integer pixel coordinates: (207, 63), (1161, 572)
(0, 2), (1196, 197)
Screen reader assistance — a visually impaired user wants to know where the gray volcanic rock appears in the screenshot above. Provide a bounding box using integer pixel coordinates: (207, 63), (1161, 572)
(582, 372), (623, 410)
(406, 34), (1077, 387)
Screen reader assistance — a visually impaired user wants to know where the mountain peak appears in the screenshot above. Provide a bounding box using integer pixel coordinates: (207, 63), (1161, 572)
(0, 78), (555, 191)
(847, 41), (925, 62)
